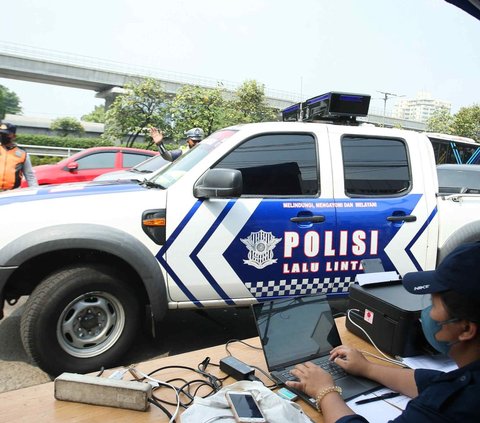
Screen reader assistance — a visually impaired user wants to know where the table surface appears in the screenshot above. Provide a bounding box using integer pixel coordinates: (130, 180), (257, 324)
(0, 317), (387, 423)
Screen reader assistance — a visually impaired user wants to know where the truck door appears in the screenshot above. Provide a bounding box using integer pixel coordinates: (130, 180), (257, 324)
(199, 128), (342, 302)
(328, 126), (431, 278)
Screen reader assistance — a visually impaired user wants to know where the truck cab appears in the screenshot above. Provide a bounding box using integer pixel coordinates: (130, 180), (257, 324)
(148, 118), (439, 309)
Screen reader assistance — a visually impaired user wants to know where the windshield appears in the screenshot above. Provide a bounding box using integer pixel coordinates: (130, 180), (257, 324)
(150, 129), (238, 189)
(133, 154), (169, 172)
(437, 167), (480, 191)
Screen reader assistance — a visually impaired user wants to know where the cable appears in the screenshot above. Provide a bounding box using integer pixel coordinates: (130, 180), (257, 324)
(128, 357), (227, 412)
(203, 416), (235, 423)
(130, 368), (180, 423)
(224, 339), (263, 356)
(346, 308), (407, 367)
(148, 397), (174, 420)
(249, 365), (278, 388)
(223, 339), (279, 388)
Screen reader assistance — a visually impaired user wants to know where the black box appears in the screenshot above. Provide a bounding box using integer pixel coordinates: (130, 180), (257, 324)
(346, 282), (430, 357)
(302, 92), (371, 121)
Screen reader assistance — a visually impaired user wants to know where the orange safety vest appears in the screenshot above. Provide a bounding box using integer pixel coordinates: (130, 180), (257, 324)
(0, 144), (27, 190)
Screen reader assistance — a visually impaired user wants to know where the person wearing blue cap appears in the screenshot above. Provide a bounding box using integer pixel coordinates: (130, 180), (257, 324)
(149, 126), (204, 161)
(0, 122), (38, 190)
(287, 242), (480, 422)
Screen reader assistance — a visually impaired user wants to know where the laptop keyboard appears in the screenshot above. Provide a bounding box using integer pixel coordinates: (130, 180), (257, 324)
(317, 360), (347, 378)
(280, 359), (346, 381)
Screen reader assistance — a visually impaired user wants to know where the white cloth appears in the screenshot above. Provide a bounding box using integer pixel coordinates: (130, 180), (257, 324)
(181, 381), (312, 423)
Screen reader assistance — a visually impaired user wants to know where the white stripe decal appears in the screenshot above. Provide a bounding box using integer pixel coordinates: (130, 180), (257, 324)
(197, 199), (262, 299)
(166, 199), (260, 301)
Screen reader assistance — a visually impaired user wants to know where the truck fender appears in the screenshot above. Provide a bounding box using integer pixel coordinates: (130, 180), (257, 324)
(438, 220), (480, 263)
(0, 224), (168, 323)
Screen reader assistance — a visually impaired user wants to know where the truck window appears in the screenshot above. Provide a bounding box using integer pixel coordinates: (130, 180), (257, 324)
(342, 136), (410, 196)
(213, 133), (318, 196)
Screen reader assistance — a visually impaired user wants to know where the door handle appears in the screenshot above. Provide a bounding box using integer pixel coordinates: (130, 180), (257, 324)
(387, 215), (417, 222)
(290, 215), (326, 223)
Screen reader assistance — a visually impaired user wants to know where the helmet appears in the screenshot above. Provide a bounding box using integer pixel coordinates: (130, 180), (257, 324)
(184, 127), (204, 142)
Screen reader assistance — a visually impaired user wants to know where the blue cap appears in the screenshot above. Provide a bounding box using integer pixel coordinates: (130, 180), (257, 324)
(402, 242), (480, 297)
(0, 122), (16, 135)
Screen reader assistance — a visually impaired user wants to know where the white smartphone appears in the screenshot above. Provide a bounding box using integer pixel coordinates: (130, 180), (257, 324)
(225, 391), (266, 423)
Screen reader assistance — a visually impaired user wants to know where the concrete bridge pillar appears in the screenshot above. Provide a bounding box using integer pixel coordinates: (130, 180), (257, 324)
(95, 86), (126, 110)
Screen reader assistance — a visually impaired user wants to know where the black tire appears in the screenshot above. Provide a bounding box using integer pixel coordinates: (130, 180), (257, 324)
(20, 264), (141, 376)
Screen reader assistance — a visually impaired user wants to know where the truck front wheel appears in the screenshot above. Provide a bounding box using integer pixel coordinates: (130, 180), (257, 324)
(20, 265), (141, 376)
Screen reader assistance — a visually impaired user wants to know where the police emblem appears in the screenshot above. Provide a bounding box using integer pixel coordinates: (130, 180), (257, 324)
(240, 230), (282, 269)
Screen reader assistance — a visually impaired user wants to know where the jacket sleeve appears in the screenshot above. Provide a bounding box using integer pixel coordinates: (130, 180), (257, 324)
(23, 155), (38, 187)
(156, 143), (174, 162)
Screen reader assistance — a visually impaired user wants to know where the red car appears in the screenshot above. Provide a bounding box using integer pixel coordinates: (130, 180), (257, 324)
(22, 146), (158, 186)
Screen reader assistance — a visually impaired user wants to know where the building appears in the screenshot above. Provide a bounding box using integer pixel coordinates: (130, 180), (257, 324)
(393, 91), (451, 123)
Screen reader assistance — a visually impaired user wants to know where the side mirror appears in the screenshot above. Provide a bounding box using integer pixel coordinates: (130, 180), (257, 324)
(67, 161), (79, 171)
(193, 168), (242, 199)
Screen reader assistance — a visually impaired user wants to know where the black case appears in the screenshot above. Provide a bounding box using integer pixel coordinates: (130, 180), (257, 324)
(346, 283), (430, 357)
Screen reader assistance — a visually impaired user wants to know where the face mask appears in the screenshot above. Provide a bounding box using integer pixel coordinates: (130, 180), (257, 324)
(421, 305), (459, 355)
(1, 134), (10, 144)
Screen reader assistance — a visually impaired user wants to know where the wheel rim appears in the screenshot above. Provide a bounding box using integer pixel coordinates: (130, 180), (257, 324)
(56, 291), (126, 358)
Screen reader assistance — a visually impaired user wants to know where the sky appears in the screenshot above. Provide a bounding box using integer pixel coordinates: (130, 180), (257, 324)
(0, 0), (479, 120)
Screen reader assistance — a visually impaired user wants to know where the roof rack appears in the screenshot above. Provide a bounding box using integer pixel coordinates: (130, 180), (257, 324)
(281, 91), (371, 125)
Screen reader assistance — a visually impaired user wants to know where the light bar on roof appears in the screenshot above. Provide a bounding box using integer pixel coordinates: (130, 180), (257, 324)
(281, 91), (371, 123)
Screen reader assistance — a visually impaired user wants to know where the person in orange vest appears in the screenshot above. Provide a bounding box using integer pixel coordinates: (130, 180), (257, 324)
(0, 123), (38, 190)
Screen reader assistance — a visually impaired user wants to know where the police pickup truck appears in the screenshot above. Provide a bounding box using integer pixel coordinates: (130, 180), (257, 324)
(1, 92), (479, 375)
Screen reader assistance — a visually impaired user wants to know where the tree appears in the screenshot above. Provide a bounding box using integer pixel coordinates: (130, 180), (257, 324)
(81, 105), (106, 123)
(427, 105), (480, 142)
(229, 80), (278, 124)
(104, 78), (171, 147)
(426, 108), (454, 134)
(50, 117), (85, 137)
(451, 105), (480, 141)
(169, 85), (228, 141)
(169, 80), (278, 142)
(0, 85), (22, 120)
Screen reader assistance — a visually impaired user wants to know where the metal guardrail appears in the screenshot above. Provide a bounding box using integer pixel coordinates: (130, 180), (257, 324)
(18, 144), (84, 157)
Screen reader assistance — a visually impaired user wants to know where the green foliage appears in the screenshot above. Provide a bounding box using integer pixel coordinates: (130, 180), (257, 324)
(104, 78), (170, 147)
(427, 105), (480, 141)
(103, 78), (279, 145)
(16, 134), (112, 148)
(0, 84), (22, 119)
(451, 105), (480, 142)
(426, 108), (454, 134)
(229, 80), (279, 124)
(170, 85), (227, 141)
(50, 117), (85, 137)
(81, 105), (106, 123)
(30, 156), (63, 166)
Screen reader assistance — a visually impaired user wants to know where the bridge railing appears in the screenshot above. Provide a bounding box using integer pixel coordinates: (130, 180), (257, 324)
(18, 144), (83, 158)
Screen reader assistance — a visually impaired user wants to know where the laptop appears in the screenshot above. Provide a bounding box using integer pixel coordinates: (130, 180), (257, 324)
(251, 294), (380, 408)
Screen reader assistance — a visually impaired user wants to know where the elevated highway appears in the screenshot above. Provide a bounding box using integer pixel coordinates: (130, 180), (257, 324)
(0, 43), (425, 131)
(0, 43), (299, 109)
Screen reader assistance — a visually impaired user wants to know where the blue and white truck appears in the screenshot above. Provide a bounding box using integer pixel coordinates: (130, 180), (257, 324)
(0, 92), (479, 375)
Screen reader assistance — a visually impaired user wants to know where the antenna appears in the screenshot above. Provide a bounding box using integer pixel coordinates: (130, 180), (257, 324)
(377, 91), (405, 127)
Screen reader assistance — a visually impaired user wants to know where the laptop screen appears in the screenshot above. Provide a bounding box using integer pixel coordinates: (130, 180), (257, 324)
(252, 295), (342, 370)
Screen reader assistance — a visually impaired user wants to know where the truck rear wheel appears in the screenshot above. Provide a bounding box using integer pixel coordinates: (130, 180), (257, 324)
(20, 265), (140, 376)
